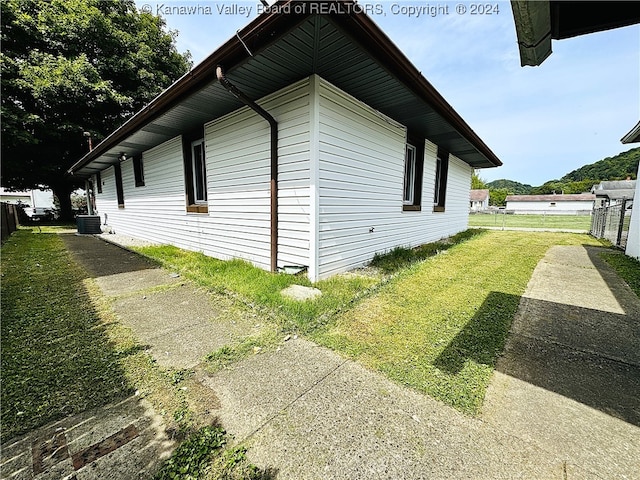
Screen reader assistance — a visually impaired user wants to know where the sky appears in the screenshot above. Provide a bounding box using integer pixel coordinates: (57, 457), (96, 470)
(135, 0), (640, 186)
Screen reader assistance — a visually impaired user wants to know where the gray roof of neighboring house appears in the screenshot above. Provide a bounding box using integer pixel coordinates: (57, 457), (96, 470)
(506, 194), (595, 202)
(593, 180), (636, 200)
(68, 0), (502, 178)
(470, 189), (489, 202)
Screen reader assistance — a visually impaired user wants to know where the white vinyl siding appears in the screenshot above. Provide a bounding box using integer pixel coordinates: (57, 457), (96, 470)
(315, 78), (472, 279)
(94, 75), (476, 281)
(205, 78), (311, 269)
(94, 79), (311, 271)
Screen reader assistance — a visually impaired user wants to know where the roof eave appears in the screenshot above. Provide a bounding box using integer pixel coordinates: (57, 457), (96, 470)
(621, 120), (640, 144)
(69, 0), (502, 176)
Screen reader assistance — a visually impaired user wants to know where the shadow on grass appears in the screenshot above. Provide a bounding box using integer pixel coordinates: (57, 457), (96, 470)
(436, 284), (640, 426)
(434, 292), (521, 374)
(1, 230), (135, 442)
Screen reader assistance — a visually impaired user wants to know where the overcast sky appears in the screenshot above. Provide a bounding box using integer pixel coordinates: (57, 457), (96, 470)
(137, 1), (640, 186)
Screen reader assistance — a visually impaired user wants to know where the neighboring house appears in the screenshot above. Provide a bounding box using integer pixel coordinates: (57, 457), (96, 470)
(592, 180), (636, 208)
(506, 194), (595, 214)
(0, 188), (56, 218)
(469, 189), (490, 211)
(68, 1), (501, 281)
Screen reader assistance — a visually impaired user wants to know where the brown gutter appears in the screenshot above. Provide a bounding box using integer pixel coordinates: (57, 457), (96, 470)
(216, 66), (279, 273)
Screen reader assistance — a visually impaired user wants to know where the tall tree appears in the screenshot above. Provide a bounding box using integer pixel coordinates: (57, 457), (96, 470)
(471, 171), (487, 190)
(1, 0), (191, 220)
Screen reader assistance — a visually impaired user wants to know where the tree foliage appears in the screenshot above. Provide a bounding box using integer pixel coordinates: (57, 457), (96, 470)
(486, 179), (532, 194)
(561, 147), (640, 182)
(489, 188), (510, 206)
(1, 0), (191, 219)
(471, 171), (487, 190)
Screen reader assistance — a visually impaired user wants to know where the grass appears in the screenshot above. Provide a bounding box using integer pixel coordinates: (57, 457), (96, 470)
(1, 229), (133, 441)
(133, 246), (381, 333)
(469, 213), (592, 230)
(312, 231), (604, 414)
(370, 229), (484, 274)
(1, 227), (267, 478)
(599, 251), (640, 298)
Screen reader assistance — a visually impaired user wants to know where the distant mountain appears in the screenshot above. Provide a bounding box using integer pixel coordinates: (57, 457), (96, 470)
(486, 179), (532, 194)
(561, 147), (640, 182)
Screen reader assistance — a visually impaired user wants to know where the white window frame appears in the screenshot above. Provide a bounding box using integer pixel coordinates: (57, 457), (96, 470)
(191, 139), (207, 204)
(403, 144), (417, 205)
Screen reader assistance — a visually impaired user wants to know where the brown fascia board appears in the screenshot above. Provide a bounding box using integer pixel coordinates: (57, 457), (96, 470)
(69, 0), (502, 174)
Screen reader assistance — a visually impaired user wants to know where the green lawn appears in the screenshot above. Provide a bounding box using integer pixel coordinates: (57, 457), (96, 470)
(469, 213), (592, 230)
(313, 231), (603, 414)
(1, 229), (133, 441)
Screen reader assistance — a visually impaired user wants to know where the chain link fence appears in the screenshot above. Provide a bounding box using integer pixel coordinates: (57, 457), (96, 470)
(590, 199), (632, 249)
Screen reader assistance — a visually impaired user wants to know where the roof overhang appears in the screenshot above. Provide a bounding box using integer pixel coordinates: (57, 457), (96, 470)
(69, 0), (502, 178)
(622, 121), (640, 144)
(511, 1), (640, 66)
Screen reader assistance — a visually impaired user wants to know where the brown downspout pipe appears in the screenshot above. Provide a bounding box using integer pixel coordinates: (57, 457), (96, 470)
(216, 66), (278, 272)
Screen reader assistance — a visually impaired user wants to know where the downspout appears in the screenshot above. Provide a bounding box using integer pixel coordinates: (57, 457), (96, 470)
(216, 66), (279, 272)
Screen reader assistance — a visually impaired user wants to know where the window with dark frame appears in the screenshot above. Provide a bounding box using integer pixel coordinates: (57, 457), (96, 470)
(191, 140), (207, 203)
(96, 172), (102, 194)
(114, 163), (125, 208)
(402, 134), (424, 211)
(133, 155), (145, 187)
(182, 127), (208, 213)
(433, 146), (449, 212)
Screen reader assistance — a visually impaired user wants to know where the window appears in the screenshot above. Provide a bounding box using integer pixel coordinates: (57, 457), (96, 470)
(95, 172), (102, 194)
(182, 127), (208, 213)
(403, 145), (416, 204)
(114, 163), (125, 208)
(133, 155), (145, 187)
(433, 147), (449, 212)
(191, 140), (207, 203)
(402, 134), (424, 211)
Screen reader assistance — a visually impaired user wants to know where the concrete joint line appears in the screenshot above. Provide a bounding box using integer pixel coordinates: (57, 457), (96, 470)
(510, 331), (640, 369)
(242, 357), (350, 443)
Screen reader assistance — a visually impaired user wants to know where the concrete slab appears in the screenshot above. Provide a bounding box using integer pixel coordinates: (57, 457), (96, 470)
(281, 285), (322, 301)
(112, 285), (265, 369)
(482, 245), (640, 480)
(95, 269), (182, 297)
(202, 338), (345, 440)
(60, 234), (157, 278)
(207, 339), (573, 479)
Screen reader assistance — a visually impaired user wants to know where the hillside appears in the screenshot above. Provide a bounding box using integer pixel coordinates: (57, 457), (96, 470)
(486, 179), (532, 194)
(561, 147), (640, 182)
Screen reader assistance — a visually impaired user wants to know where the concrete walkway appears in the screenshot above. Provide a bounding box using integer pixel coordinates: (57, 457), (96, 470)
(2, 236), (638, 479)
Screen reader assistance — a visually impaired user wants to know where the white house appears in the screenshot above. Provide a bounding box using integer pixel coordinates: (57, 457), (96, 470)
(69, 1), (501, 281)
(469, 189), (490, 211)
(506, 194), (595, 215)
(591, 179), (636, 208)
(0, 188), (56, 217)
